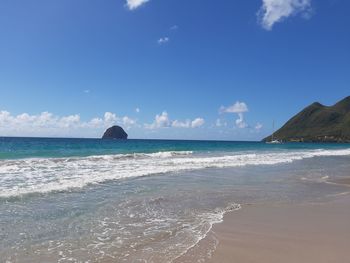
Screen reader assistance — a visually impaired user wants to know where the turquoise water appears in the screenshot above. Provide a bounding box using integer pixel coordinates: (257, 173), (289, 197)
(1, 137), (350, 262)
(1, 137), (349, 159)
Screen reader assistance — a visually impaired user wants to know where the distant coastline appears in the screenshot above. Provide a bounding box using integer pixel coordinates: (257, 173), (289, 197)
(264, 96), (350, 143)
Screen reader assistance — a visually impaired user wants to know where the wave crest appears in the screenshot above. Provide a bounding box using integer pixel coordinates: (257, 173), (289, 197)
(1, 149), (350, 198)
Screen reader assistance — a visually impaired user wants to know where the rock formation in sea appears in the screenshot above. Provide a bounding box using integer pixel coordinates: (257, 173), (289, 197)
(102, 126), (128, 140)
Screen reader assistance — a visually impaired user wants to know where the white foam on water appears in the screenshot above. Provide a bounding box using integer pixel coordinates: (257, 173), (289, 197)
(4, 200), (240, 263)
(171, 203), (241, 262)
(1, 149), (350, 198)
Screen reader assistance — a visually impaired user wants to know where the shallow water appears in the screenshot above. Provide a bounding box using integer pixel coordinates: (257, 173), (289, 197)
(1, 138), (350, 262)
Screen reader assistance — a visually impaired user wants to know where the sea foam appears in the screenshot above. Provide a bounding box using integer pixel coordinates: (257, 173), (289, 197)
(1, 149), (350, 198)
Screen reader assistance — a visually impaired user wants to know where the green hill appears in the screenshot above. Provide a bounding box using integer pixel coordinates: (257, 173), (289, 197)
(263, 96), (350, 143)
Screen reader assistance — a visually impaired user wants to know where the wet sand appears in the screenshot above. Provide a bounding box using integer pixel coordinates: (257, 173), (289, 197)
(204, 194), (350, 263)
(329, 177), (350, 186)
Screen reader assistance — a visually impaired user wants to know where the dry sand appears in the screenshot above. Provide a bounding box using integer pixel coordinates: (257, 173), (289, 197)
(205, 195), (350, 263)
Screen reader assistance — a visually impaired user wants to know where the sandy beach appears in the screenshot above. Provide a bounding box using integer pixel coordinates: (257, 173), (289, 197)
(205, 194), (350, 262)
(175, 177), (350, 263)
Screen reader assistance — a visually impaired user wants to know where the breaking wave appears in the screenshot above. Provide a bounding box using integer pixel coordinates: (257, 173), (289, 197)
(1, 149), (350, 198)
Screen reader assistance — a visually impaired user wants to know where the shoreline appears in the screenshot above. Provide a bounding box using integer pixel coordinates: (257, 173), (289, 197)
(328, 177), (350, 187)
(177, 179), (350, 263)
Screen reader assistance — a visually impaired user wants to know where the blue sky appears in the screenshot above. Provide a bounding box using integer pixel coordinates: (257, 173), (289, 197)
(0, 0), (349, 140)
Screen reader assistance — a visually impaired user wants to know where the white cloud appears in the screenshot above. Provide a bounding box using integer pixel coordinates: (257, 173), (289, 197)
(258, 0), (312, 30)
(155, 111), (170, 127)
(88, 117), (103, 128)
(146, 112), (205, 129)
(172, 119), (191, 128)
(104, 112), (118, 125)
(0, 110), (137, 137)
(170, 25), (178, 30)
(220, 101), (248, 114)
(235, 113), (248, 129)
(126, 0), (149, 10)
(158, 37), (170, 45)
(220, 101), (249, 129)
(122, 116), (136, 128)
(255, 122), (263, 130)
(145, 111), (170, 129)
(135, 107), (140, 113)
(171, 118), (205, 128)
(83, 89), (90, 93)
(191, 118), (205, 128)
(59, 114), (81, 128)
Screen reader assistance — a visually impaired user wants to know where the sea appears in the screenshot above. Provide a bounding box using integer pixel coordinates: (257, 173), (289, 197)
(1, 137), (350, 262)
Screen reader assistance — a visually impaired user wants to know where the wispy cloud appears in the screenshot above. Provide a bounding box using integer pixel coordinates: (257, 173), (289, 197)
(157, 25), (177, 45)
(255, 122), (263, 131)
(215, 119), (227, 127)
(258, 0), (312, 30)
(135, 107), (140, 113)
(126, 0), (149, 10)
(158, 37), (170, 45)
